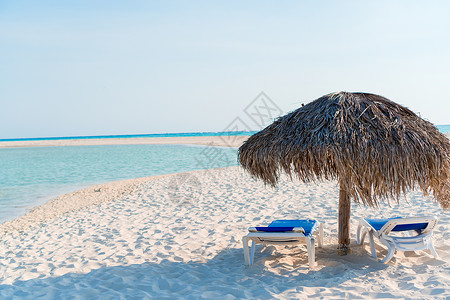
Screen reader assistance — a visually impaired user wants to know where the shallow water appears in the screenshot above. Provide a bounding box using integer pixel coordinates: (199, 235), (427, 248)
(0, 144), (237, 223)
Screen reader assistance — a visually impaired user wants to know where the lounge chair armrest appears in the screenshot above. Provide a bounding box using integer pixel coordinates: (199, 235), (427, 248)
(248, 226), (305, 233)
(292, 227), (305, 233)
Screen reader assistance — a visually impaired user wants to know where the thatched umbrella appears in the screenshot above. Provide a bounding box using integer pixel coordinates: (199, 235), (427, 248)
(238, 91), (450, 254)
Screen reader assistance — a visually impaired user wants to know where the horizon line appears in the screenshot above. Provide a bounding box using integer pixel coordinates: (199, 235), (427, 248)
(0, 131), (258, 142)
(2, 124), (450, 142)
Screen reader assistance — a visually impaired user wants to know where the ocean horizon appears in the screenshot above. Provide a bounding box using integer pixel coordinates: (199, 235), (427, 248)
(0, 131), (257, 142)
(1, 125), (449, 142)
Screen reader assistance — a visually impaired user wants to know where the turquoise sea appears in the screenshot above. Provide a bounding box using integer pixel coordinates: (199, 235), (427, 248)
(437, 124), (450, 133)
(0, 143), (238, 223)
(0, 127), (448, 224)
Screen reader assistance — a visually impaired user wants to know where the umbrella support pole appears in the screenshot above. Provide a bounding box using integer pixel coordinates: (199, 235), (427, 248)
(338, 183), (351, 255)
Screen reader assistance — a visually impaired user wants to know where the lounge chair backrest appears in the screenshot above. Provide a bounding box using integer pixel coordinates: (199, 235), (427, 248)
(379, 216), (438, 236)
(357, 216), (440, 263)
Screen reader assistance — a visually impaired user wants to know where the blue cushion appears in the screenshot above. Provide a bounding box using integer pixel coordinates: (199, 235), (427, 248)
(365, 218), (428, 232)
(255, 220), (318, 237)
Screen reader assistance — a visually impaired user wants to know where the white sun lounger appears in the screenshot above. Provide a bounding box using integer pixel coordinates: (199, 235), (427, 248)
(242, 219), (323, 268)
(356, 216), (439, 263)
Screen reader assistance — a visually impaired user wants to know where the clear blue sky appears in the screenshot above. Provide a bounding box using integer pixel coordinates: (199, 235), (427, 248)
(1, 0), (449, 139)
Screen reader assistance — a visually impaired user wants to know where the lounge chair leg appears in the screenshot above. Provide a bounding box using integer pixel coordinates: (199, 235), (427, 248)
(243, 237), (251, 266)
(368, 231), (377, 259)
(427, 238), (439, 259)
(380, 242), (395, 264)
(360, 230), (368, 246)
(318, 223), (324, 248)
(250, 241), (256, 265)
(306, 237), (316, 267)
(356, 223), (366, 245)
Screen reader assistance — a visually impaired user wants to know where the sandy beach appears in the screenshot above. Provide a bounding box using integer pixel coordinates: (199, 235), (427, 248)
(0, 164), (448, 298)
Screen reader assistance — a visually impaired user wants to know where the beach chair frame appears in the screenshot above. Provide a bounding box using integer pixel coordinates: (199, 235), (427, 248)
(242, 221), (323, 268)
(356, 216), (439, 263)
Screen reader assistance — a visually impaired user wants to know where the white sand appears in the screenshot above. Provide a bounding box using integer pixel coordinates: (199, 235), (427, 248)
(0, 135), (250, 148)
(0, 166), (448, 298)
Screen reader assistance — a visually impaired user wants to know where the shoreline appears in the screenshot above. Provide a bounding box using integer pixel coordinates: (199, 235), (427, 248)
(1, 133), (448, 231)
(0, 135), (250, 148)
(0, 135), (249, 230)
(0, 168), (224, 234)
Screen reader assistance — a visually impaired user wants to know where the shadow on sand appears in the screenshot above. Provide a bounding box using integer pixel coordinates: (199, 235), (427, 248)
(0, 243), (391, 299)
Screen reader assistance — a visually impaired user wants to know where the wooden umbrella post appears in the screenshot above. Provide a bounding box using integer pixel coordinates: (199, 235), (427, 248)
(338, 182), (351, 255)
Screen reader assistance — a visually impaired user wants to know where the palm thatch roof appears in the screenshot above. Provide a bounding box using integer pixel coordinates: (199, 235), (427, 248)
(239, 91), (450, 209)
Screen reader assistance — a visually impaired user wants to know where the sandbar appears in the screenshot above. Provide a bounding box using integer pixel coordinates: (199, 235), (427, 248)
(0, 135), (250, 148)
